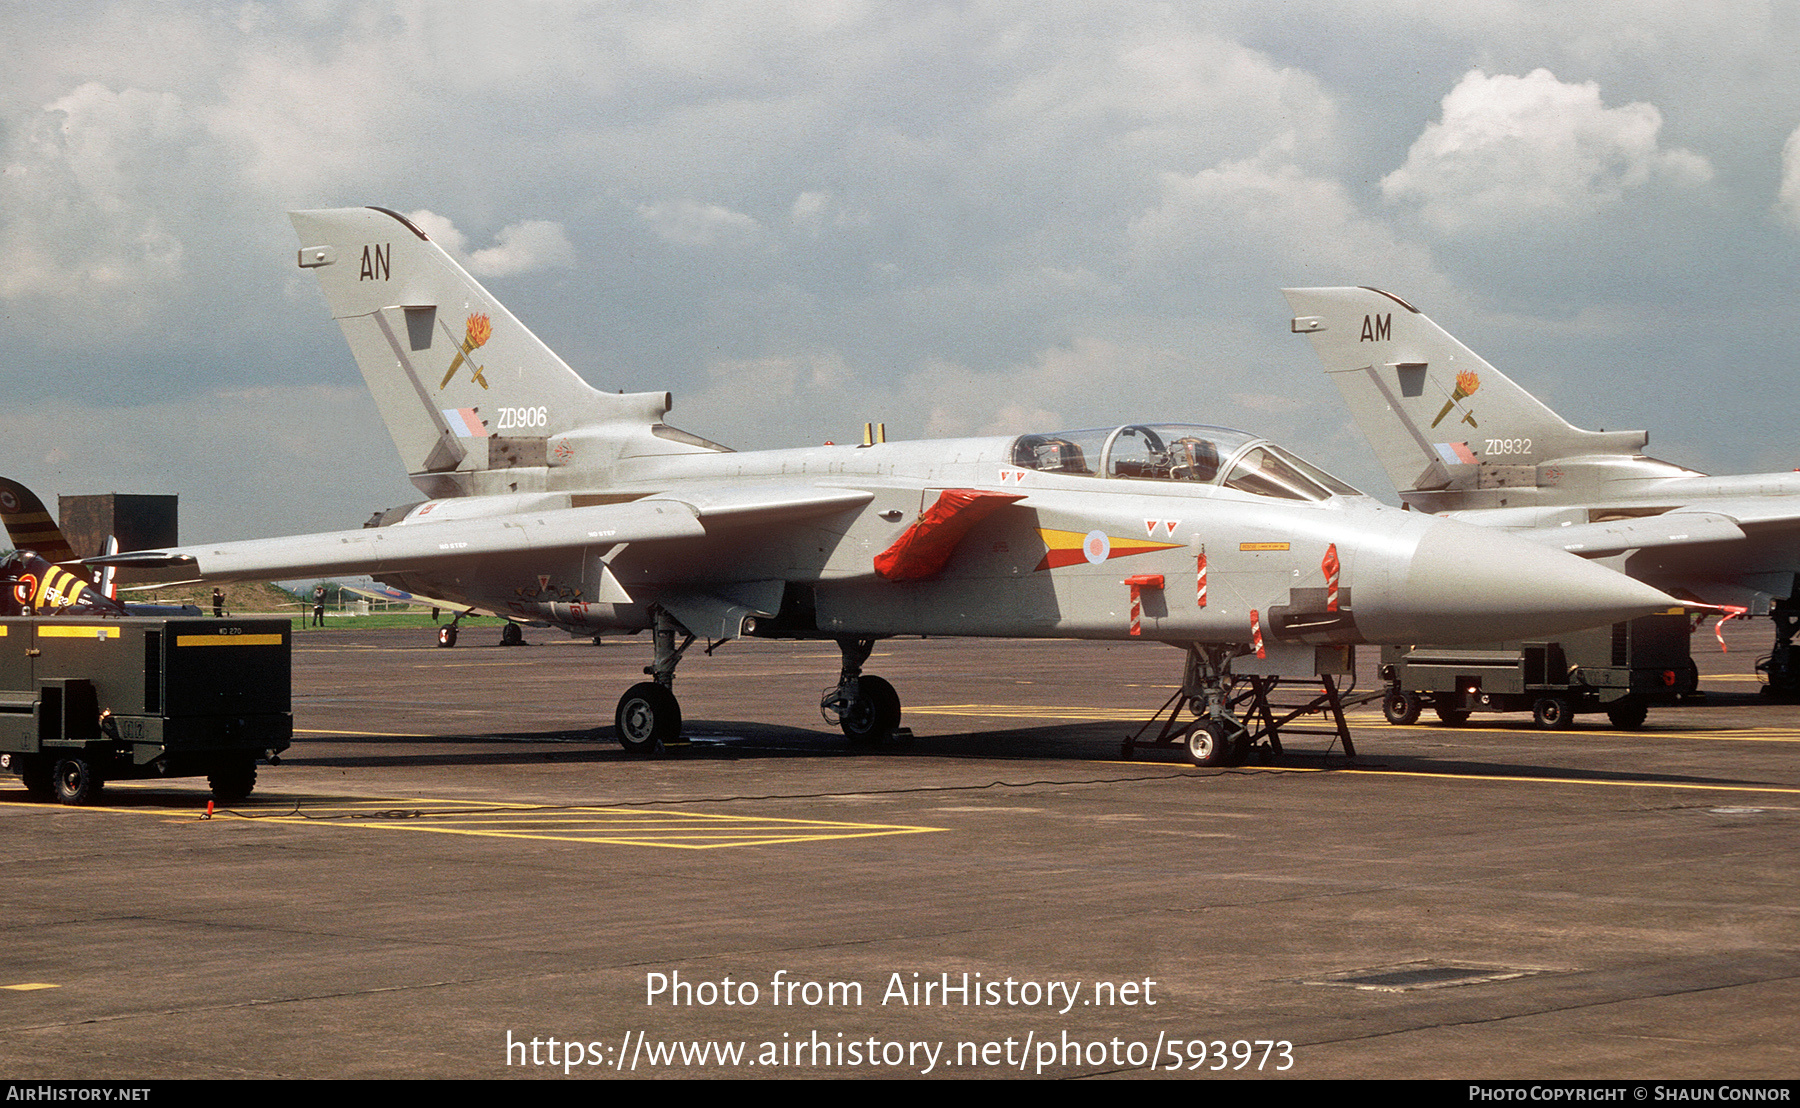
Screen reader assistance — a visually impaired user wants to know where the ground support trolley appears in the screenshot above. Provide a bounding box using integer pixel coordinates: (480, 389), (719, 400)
(0, 617), (292, 805)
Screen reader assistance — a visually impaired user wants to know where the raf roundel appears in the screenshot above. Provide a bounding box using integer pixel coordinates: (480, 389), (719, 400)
(1082, 531), (1111, 565)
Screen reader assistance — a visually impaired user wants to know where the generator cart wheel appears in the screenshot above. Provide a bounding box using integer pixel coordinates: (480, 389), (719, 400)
(208, 758), (258, 803)
(20, 757), (54, 802)
(1605, 699), (1649, 730)
(1382, 690), (1423, 726)
(52, 757), (102, 806)
(1434, 707), (1471, 726)
(1532, 696), (1574, 730)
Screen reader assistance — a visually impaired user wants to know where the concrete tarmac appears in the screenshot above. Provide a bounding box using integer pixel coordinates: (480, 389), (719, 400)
(2, 620), (1796, 1080)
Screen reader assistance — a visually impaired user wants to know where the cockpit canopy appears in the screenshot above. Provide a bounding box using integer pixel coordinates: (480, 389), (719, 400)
(1009, 424), (1362, 502)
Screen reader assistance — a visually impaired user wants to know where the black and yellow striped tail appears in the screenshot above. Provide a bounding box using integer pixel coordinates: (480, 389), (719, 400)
(0, 476), (76, 563)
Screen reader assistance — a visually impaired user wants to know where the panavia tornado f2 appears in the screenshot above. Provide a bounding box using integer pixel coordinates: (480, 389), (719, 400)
(1285, 285), (1800, 695)
(86, 208), (1676, 763)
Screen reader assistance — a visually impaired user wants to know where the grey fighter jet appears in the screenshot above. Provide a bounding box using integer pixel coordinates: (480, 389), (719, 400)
(93, 210), (1676, 760)
(1284, 286), (1800, 691)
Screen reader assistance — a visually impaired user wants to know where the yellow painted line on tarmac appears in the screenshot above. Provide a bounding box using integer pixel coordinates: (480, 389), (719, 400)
(3, 983), (58, 991)
(295, 728), (434, 737)
(1372, 721), (1800, 742)
(915, 703), (1800, 744)
(288, 807), (946, 849)
(1220, 763), (1800, 797)
(1626, 728), (1800, 743)
(10, 787), (943, 849)
(910, 703), (1156, 722)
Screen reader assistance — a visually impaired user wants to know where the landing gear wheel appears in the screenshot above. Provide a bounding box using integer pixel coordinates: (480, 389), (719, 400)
(1383, 689), (1423, 726)
(615, 682), (680, 755)
(500, 622), (523, 646)
(52, 757), (101, 806)
(1184, 720), (1234, 767)
(1605, 699), (1649, 730)
(1434, 706), (1471, 726)
(1532, 696), (1574, 730)
(20, 757), (53, 802)
(208, 758), (257, 803)
(437, 625), (458, 648)
(839, 675), (902, 742)
(1225, 733), (1256, 766)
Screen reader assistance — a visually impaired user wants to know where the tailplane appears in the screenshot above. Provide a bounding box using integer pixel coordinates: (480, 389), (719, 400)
(1282, 287), (1656, 511)
(291, 206), (726, 499)
(1, 550), (128, 617)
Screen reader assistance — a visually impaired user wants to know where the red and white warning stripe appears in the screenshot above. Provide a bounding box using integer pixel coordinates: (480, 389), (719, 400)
(1715, 605), (1749, 651)
(1322, 543), (1340, 612)
(1250, 608), (1265, 659)
(1196, 548), (1207, 608)
(1683, 601), (1750, 652)
(1124, 575), (1163, 637)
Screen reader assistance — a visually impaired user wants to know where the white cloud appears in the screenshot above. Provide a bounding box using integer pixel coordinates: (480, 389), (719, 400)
(467, 220), (576, 276)
(403, 209), (468, 256)
(403, 210), (575, 276)
(1129, 143), (1447, 297)
(1778, 125), (1800, 231)
(790, 190), (832, 235)
(0, 82), (196, 316)
(638, 199), (764, 247)
(1381, 69), (1713, 236)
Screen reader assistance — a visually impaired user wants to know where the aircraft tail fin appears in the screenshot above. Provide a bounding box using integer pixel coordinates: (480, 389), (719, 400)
(0, 476), (77, 563)
(290, 206), (724, 499)
(1, 550), (128, 617)
(1282, 287), (1648, 509)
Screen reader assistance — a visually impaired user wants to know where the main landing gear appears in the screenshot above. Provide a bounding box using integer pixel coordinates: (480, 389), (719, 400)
(819, 636), (904, 742)
(614, 608), (693, 755)
(608, 613), (905, 755)
(1759, 593), (1800, 698)
(435, 615), (525, 648)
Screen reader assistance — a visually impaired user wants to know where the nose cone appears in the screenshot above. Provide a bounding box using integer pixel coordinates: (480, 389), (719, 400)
(1357, 519), (1678, 644)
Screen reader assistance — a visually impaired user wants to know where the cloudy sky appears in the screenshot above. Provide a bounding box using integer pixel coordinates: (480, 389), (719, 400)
(4, 0), (1798, 542)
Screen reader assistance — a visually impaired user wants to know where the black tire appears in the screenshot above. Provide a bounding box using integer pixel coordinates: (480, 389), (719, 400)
(839, 675), (902, 742)
(1434, 706), (1471, 726)
(20, 757), (54, 802)
(1225, 732), (1256, 766)
(1532, 696), (1574, 730)
(615, 682), (680, 754)
(500, 622), (524, 646)
(1605, 699), (1649, 730)
(437, 625), (458, 648)
(52, 757), (101, 806)
(1383, 690), (1423, 726)
(1185, 720), (1233, 767)
(208, 759), (257, 803)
